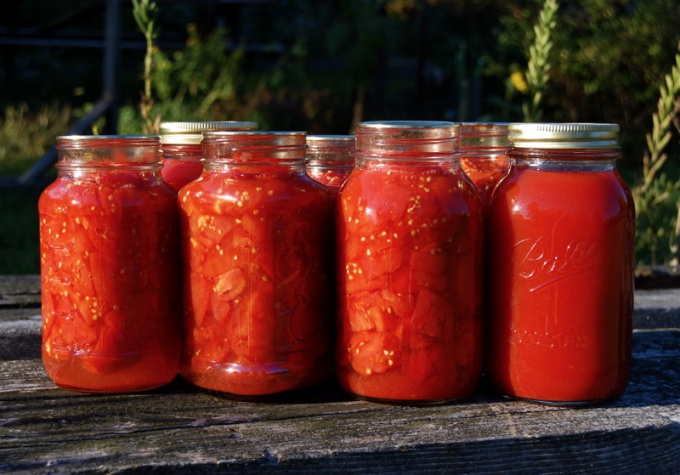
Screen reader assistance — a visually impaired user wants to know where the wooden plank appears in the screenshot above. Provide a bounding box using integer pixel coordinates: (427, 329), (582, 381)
(0, 274), (40, 309)
(1, 329), (678, 473)
(1, 275), (679, 473)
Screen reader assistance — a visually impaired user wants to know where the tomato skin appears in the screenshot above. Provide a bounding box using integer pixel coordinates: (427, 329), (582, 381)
(336, 164), (483, 403)
(485, 160), (635, 403)
(161, 157), (203, 192)
(179, 165), (334, 396)
(39, 157), (182, 393)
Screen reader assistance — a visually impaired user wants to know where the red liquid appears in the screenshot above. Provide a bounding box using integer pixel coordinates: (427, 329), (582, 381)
(179, 167), (334, 396)
(336, 164), (483, 403)
(39, 169), (182, 393)
(485, 164), (634, 403)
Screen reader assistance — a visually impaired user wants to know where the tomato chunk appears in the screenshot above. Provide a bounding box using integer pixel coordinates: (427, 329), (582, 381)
(179, 166), (334, 396)
(336, 163), (483, 403)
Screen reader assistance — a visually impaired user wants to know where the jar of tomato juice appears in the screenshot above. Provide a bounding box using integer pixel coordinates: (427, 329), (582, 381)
(160, 121), (258, 192)
(306, 135), (355, 196)
(39, 135), (182, 393)
(336, 121), (484, 404)
(459, 122), (512, 207)
(485, 123), (635, 405)
(179, 131), (335, 397)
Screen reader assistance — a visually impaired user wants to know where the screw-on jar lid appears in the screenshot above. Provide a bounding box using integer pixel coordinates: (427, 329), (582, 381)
(160, 121), (258, 145)
(508, 123), (619, 149)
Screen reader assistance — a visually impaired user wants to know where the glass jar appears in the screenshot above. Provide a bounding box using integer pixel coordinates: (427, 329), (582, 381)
(336, 121), (484, 404)
(178, 131), (335, 397)
(305, 135), (355, 196)
(485, 123), (635, 405)
(159, 121), (258, 192)
(38, 135), (182, 393)
(459, 122), (512, 207)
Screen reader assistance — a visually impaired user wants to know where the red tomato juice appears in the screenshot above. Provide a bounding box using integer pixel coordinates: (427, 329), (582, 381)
(485, 165), (634, 403)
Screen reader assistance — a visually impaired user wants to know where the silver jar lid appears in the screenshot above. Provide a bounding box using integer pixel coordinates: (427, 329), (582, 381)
(508, 123), (619, 149)
(160, 121), (258, 145)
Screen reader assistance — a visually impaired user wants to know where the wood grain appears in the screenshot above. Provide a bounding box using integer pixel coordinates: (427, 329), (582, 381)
(1, 275), (679, 474)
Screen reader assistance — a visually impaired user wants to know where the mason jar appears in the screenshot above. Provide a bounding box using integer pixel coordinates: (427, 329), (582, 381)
(178, 131), (334, 397)
(159, 121), (258, 192)
(305, 135), (355, 196)
(485, 122), (635, 405)
(459, 122), (512, 207)
(336, 120), (484, 404)
(39, 135), (182, 393)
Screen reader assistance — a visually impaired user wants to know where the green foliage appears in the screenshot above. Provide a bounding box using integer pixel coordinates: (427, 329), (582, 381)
(494, 0), (680, 161)
(132, 0), (161, 133)
(522, 0), (558, 121)
(634, 173), (680, 265)
(153, 25), (245, 119)
(0, 104), (71, 175)
(118, 26), (250, 134)
(633, 44), (680, 265)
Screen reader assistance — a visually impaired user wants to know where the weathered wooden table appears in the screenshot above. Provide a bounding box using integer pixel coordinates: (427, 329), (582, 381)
(1, 275), (679, 474)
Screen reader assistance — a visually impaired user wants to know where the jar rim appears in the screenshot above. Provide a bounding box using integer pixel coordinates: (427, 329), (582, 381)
(306, 135), (355, 148)
(356, 120), (459, 132)
(56, 135), (161, 149)
(202, 131), (305, 143)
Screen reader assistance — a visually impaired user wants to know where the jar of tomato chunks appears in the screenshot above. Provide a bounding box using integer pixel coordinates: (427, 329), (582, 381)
(336, 121), (484, 404)
(306, 135), (355, 196)
(459, 122), (512, 207)
(160, 121), (258, 192)
(39, 135), (182, 393)
(179, 131), (335, 397)
(485, 123), (635, 405)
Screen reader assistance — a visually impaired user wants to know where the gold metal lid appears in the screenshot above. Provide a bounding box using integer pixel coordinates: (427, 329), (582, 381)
(160, 121), (258, 145)
(508, 123), (619, 149)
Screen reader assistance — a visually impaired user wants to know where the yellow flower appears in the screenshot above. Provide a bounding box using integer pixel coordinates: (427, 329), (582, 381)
(510, 70), (529, 94)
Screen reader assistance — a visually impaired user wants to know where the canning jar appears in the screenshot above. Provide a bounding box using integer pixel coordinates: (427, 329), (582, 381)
(305, 135), (355, 196)
(459, 122), (511, 207)
(336, 121), (484, 404)
(39, 135), (182, 393)
(485, 123), (635, 405)
(160, 121), (258, 192)
(179, 131), (335, 397)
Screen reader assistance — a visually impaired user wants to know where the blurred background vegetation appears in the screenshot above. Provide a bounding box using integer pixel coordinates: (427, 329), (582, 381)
(1, 0), (680, 273)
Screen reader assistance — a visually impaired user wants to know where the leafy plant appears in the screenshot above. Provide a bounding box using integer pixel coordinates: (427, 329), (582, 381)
(521, 0), (559, 121)
(132, 0), (161, 134)
(0, 103), (71, 175)
(634, 43), (680, 265)
(152, 24), (245, 119)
